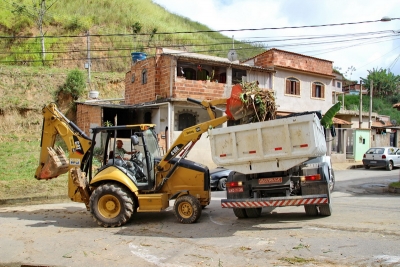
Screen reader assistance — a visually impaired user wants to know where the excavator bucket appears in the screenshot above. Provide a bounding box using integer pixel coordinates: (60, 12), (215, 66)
(225, 84), (255, 121)
(38, 146), (69, 179)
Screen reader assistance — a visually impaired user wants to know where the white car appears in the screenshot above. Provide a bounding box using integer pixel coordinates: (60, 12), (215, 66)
(362, 147), (400, 171)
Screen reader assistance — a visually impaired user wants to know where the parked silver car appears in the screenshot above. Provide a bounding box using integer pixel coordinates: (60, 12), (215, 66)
(362, 147), (400, 171)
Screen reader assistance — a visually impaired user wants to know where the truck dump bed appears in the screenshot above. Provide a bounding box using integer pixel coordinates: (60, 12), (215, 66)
(209, 113), (327, 174)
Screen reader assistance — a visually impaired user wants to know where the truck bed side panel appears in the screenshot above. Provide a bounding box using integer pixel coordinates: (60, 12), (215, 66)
(209, 113), (327, 174)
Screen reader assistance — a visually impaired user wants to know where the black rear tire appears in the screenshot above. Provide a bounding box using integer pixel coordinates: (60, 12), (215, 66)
(329, 170), (335, 192)
(319, 204), (332, 216)
(245, 208), (262, 218)
(233, 208), (248, 218)
(89, 183), (134, 227)
(304, 205), (318, 216)
(364, 165), (370, 169)
(386, 161), (393, 171)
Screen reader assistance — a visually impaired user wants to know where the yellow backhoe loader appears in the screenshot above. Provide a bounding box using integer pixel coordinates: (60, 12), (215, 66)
(35, 86), (248, 227)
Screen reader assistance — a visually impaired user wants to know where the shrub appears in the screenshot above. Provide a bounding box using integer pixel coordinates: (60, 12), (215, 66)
(61, 69), (86, 99)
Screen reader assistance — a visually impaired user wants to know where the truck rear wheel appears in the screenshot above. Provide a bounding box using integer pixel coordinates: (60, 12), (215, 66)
(89, 183), (134, 227)
(174, 195), (202, 224)
(233, 208), (248, 218)
(304, 205), (318, 216)
(245, 208), (262, 218)
(319, 204), (332, 216)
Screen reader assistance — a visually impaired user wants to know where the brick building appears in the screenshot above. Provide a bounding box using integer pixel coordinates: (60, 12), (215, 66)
(77, 47), (345, 167)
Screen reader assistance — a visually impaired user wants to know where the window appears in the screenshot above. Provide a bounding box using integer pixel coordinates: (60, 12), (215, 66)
(182, 68), (196, 80)
(337, 81), (341, 88)
(219, 73), (226, 83)
(197, 69), (209, 80)
(286, 77), (300, 95)
(312, 82), (325, 99)
(142, 69), (147, 84)
(178, 113), (196, 130)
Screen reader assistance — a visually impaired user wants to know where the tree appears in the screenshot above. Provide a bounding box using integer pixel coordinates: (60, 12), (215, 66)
(361, 68), (400, 98)
(12, 0), (59, 65)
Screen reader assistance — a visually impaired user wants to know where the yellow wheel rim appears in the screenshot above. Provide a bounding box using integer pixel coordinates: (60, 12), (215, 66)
(178, 201), (193, 219)
(98, 194), (121, 218)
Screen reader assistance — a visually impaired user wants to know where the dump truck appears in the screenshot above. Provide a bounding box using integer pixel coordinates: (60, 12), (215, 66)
(208, 111), (335, 218)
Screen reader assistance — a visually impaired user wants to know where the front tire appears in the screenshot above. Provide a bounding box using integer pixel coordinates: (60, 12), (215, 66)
(89, 183), (134, 227)
(217, 178), (227, 191)
(174, 195), (202, 224)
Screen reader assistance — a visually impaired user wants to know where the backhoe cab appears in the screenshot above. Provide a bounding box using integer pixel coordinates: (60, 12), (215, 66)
(35, 94), (242, 227)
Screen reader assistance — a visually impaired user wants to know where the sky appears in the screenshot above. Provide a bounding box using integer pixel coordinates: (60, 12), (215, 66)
(152, 0), (400, 81)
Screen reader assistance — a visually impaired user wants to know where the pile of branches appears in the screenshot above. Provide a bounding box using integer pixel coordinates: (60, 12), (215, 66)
(239, 81), (277, 122)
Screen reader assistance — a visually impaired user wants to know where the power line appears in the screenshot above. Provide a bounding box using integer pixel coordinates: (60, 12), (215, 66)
(1, 18), (399, 39)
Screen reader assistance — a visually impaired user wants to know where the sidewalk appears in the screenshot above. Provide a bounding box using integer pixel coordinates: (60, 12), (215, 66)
(332, 161), (364, 171)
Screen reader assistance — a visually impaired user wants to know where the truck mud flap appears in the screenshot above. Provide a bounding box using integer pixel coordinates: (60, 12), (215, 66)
(221, 194), (328, 208)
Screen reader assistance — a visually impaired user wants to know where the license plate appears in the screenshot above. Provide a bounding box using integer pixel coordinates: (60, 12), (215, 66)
(370, 161), (376, 163)
(228, 187), (243, 193)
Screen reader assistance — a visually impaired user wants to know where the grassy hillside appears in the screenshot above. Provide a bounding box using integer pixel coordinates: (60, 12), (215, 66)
(0, 65), (125, 201)
(0, 0), (264, 71)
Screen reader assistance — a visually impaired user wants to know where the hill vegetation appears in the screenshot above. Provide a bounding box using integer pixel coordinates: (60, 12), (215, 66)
(0, 0), (264, 71)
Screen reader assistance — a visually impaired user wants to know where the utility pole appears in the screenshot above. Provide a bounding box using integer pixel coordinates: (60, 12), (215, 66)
(359, 79), (363, 128)
(86, 31), (91, 87)
(369, 80), (373, 129)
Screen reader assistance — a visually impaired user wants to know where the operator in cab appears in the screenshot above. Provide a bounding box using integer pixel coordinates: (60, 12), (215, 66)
(115, 140), (136, 160)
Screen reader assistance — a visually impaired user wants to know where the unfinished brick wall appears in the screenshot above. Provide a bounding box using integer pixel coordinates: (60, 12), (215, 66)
(156, 55), (174, 99)
(125, 59), (157, 105)
(254, 49), (332, 76)
(174, 77), (225, 100)
(76, 104), (102, 136)
(125, 53), (226, 103)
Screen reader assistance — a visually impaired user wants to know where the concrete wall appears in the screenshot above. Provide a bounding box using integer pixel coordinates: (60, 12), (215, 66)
(371, 130), (391, 147)
(274, 69), (334, 114)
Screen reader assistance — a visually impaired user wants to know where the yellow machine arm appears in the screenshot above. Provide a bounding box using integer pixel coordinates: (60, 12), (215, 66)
(157, 98), (229, 171)
(35, 103), (92, 180)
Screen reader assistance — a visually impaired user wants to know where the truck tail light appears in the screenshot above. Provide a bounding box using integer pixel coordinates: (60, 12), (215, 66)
(363, 153), (366, 158)
(382, 154), (386, 159)
(226, 181), (243, 188)
(301, 174), (321, 182)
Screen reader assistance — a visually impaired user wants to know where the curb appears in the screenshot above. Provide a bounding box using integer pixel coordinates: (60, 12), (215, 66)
(388, 186), (400, 194)
(0, 195), (69, 206)
(349, 164), (364, 169)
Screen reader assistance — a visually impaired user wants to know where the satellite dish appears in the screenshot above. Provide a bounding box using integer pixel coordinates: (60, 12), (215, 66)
(228, 49), (238, 62)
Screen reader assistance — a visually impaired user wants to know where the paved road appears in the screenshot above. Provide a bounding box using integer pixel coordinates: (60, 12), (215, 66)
(0, 169), (399, 267)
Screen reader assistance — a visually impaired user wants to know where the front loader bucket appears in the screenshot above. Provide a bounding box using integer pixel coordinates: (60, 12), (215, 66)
(225, 84), (255, 121)
(38, 146), (69, 179)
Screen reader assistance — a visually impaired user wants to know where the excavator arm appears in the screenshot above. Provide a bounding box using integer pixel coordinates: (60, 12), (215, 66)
(35, 103), (92, 180)
(157, 98), (229, 171)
